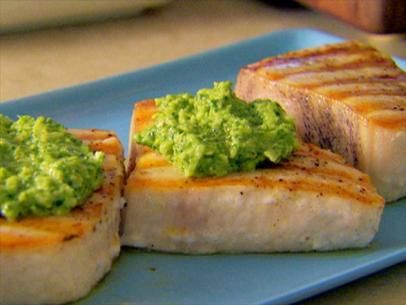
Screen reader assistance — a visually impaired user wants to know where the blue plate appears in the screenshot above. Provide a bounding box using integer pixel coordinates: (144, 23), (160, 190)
(1, 28), (405, 305)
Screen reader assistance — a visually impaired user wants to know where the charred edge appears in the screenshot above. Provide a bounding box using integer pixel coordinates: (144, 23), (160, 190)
(63, 234), (79, 242)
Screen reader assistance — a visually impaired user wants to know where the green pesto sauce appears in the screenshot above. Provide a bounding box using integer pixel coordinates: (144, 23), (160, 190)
(135, 81), (298, 177)
(0, 114), (104, 220)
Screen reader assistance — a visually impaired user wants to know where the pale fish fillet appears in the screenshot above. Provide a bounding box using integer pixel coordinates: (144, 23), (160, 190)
(0, 129), (125, 305)
(235, 41), (406, 202)
(121, 100), (384, 254)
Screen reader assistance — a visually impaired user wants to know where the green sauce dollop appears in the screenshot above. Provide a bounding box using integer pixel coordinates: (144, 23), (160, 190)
(135, 81), (298, 177)
(0, 114), (104, 220)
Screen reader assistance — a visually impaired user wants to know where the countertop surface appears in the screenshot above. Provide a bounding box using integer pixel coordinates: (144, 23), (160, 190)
(0, 1), (405, 304)
(1, 0), (405, 102)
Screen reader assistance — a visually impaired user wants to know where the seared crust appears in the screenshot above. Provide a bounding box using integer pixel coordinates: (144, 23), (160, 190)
(121, 101), (384, 254)
(0, 129), (124, 305)
(235, 41), (406, 202)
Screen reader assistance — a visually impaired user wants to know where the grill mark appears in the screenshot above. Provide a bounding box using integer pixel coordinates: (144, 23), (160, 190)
(292, 146), (344, 164)
(281, 162), (368, 186)
(137, 156), (170, 169)
(135, 151), (357, 184)
(135, 116), (153, 132)
(325, 88), (405, 100)
(129, 173), (380, 205)
(0, 219), (87, 248)
(135, 100), (156, 132)
(368, 112), (406, 130)
(68, 129), (114, 141)
(247, 42), (373, 71)
(1, 131), (123, 250)
(246, 42), (405, 128)
(63, 233), (80, 242)
(263, 58), (395, 81)
(131, 92), (383, 202)
(344, 98), (406, 115)
(293, 74), (405, 90)
(136, 144), (344, 170)
(88, 139), (123, 157)
(0, 231), (61, 248)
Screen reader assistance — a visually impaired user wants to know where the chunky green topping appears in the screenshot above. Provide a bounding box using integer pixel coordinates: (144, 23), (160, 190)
(0, 114), (104, 220)
(135, 81), (298, 177)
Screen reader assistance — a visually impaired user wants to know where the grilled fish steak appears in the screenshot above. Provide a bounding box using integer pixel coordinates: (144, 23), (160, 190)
(0, 129), (124, 305)
(235, 41), (406, 202)
(121, 100), (384, 254)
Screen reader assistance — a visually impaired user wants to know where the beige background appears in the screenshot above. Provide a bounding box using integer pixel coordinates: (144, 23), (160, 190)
(0, 1), (405, 304)
(1, 0), (405, 102)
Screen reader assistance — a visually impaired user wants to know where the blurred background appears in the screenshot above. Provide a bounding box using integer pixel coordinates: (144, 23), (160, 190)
(0, 0), (405, 102)
(0, 1), (405, 304)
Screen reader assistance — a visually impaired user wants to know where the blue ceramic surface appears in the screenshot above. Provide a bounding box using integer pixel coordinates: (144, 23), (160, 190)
(1, 28), (405, 305)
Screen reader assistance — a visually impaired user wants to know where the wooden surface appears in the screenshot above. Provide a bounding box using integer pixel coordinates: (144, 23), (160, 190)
(0, 2), (405, 304)
(298, 0), (406, 33)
